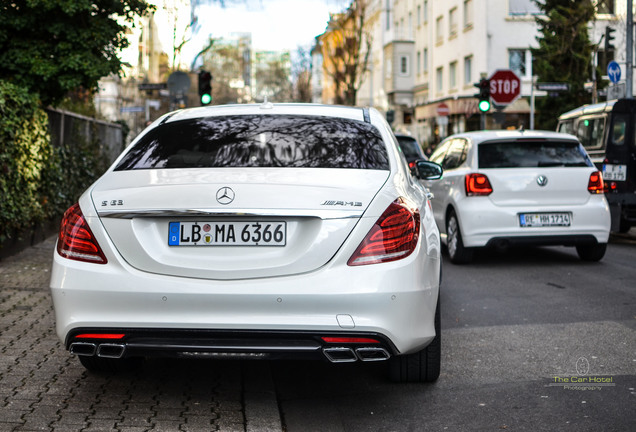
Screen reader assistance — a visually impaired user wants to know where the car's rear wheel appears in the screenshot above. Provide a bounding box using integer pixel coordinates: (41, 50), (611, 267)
(78, 355), (142, 373)
(389, 296), (441, 383)
(446, 211), (473, 264)
(576, 243), (607, 262)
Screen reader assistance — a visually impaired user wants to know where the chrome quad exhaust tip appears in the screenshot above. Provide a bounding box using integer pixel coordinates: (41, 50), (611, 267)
(69, 342), (126, 359)
(323, 347), (357, 363)
(69, 342), (97, 356)
(96, 344), (126, 359)
(323, 346), (391, 363)
(355, 347), (390, 362)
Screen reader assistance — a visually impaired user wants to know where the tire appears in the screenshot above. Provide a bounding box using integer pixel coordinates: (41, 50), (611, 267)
(618, 218), (631, 233)
(389, 296), (441, 383)
(78, 355), (142, 373)
(446, 211), (473, 264)
(576, 243), (607, 262)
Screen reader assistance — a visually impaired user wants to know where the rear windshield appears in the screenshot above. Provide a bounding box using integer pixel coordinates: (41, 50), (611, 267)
(396, 136), (422, 159)
(478, 140), (593, 169)
(115, 115), (389, 170)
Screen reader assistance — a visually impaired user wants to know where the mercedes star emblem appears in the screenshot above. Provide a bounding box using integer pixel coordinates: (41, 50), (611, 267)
(216, 187), (235, 205)
(537, 175), (548, 187)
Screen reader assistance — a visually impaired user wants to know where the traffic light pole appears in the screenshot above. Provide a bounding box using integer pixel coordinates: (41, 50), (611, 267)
(627, 0), (633, 98)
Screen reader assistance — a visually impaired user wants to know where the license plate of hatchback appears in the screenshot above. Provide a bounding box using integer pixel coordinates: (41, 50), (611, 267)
(519, 213), (571, 227)
(168, 221), (286, 246)
(602, 164), (627, 181)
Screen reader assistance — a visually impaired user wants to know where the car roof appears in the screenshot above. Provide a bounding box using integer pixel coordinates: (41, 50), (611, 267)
(159, 103), (367, 124)
(445, 130), (580, 144)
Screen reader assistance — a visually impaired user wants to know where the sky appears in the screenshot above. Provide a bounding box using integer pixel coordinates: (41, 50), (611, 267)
(185, 0), (349, 66)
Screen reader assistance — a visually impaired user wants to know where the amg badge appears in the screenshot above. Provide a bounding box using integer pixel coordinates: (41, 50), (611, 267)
(321, 201), (363, 207)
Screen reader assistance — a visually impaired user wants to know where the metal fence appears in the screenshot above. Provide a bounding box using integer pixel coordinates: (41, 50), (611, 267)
(46, 108), (124, 163)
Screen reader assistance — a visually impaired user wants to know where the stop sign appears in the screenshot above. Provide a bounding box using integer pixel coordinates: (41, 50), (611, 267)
(489, 69), (521, 106)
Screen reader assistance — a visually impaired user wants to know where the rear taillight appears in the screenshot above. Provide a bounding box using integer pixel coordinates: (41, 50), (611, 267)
(75, 334), (125, 340)
(348, 198), (420, 266)
(57, 203), (107, 264)
(588, 171), (605, 194)
(465, 173), (493, 196)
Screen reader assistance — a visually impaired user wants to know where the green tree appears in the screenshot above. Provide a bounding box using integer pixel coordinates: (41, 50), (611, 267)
(532, 0), (596, 130)
(0, 0), (153, 107)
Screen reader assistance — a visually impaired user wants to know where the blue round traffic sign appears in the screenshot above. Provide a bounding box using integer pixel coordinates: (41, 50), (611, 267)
(607, 61), (621, 83)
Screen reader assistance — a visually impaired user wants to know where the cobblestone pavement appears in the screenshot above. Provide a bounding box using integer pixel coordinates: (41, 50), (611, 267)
(0, 237), (281, 432)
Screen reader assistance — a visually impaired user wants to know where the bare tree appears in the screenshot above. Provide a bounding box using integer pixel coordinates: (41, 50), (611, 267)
(319, 0), (372, 106)
(292, 46), (312, 102)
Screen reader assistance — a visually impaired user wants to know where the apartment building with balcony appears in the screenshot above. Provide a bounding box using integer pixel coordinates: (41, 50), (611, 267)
(354, 0), (625, 149)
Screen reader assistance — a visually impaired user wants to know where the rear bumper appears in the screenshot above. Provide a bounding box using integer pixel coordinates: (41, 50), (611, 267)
(50, 245), (441, 356)
(484, 234), (600, 248)
(66, 328), (397, 363)
(456, 197), (611, 248)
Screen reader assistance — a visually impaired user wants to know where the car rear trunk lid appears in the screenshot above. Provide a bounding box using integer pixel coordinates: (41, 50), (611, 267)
(92, 168), (388, 280)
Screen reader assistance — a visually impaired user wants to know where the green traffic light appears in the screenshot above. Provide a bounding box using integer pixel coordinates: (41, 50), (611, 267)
(478, 100), (491, 112)
(201, 93), (212, 105)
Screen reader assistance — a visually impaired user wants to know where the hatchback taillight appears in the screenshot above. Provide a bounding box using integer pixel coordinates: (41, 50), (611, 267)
(465, 173), (493, 196)
(348, 198), (420, 266)
(57, 203), (107, 264)
(587, 171), (605, 194)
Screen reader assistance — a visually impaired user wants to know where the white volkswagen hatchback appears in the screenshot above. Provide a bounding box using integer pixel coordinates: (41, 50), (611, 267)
(50, 103), (444, 382)
(423, 130), (610, 264)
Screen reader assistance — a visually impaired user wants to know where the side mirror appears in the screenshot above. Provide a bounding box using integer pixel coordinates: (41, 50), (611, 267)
(414, 160), (443, 180)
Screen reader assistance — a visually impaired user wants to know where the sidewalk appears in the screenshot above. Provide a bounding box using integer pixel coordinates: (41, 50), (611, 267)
(0, 236), (282, 432)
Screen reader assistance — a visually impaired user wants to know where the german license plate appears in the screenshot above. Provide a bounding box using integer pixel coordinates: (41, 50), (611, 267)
(602, 164), (627, 181)
(168, 221), (286, 246)
(519, 213), (571, 227)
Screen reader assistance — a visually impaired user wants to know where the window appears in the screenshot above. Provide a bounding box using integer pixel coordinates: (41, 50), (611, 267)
(595, 0), (615, 14)
(386, 0), (391, 30)
(509, 49), (529, 78)
(508, 0), (540, 15)
(408, 12), (413, 36)
(423, 48), (429, 73)
(478, 140), (592, 169)
(464, 56), (472, 85)
(417, 5), (421, 26)
(576, 117), (607, 151)
(436, 16), (444, 43)
(449, 61), (457, 90)
(464, 0), (474, 28)
(115, 115), (390, 171)
(443, 139), (468, 170)
(430, 140), (451, 165)
(436, 67), (443, 93)
(449, 7), (458, 37)
(400, 55), (410, 76)
(423, 1), (428, 22)
(417, 51), (421, 75)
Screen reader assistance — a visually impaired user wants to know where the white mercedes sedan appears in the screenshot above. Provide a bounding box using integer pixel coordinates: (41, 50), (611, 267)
(423, 130), (611, 264)
(50, 103), (444, 383)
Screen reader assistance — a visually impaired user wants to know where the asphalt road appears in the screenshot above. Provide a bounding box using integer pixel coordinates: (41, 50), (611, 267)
(1, 233), (635, 431)
(273, 233), (636, 431)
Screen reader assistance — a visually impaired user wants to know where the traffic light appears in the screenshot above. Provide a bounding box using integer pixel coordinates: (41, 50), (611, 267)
(604, 26), (616, 53)
(386, 109), (395, 124)
(198, 70), (212, 105)
(474, 78), (491, 112)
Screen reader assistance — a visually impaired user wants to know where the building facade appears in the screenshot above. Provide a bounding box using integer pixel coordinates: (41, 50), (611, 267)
(341, 0), (627, 150)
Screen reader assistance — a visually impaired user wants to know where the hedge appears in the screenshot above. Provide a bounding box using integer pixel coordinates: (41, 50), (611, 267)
(0, 81), (109, 250)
